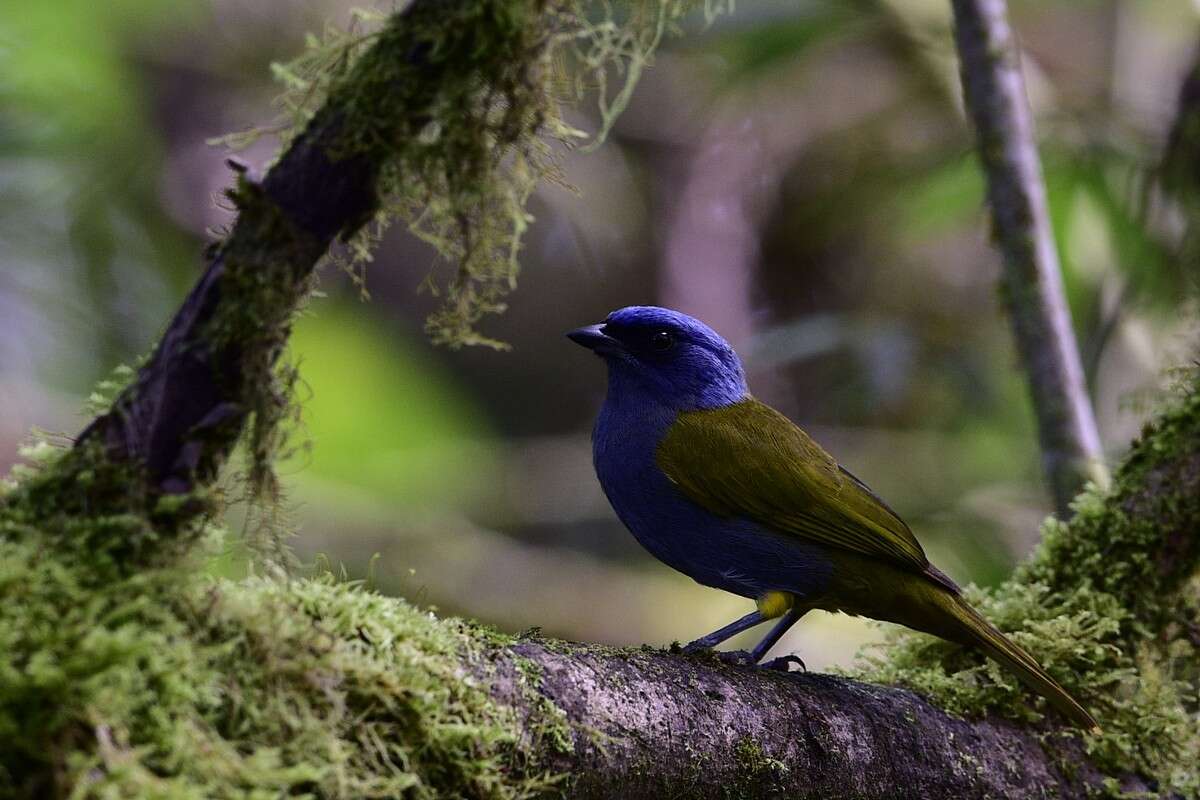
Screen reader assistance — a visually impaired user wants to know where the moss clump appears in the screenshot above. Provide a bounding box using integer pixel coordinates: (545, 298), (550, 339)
(1018, 381), (1200, 625)
(0, 430), (564, 798)
(852, 382), (1200, 795)
(732, 737), (788, 783)
(0, 515), (560, 798)
(0, 434), (216, 579)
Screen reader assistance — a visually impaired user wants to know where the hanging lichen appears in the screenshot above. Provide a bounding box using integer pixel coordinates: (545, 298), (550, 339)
(217, 0), (732, 348)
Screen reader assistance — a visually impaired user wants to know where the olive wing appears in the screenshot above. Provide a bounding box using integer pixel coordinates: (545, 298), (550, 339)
(655, 398), (931, 574)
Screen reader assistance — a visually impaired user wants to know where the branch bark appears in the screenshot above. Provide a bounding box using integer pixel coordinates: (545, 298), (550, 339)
(488, 642), (1124, 799)
(73, 58), (393, 498)
(950, 0), (1108, 516)
(68, 0), (489, 518)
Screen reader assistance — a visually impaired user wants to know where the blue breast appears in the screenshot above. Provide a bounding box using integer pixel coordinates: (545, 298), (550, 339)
(592, 384), (833, 601)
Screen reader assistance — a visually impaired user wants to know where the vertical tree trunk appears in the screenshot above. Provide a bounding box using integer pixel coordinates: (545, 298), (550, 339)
(950, 0), (1108, 516)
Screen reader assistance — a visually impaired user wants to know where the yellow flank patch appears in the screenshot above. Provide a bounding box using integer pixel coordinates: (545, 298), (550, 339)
(756, 590), (794, 619)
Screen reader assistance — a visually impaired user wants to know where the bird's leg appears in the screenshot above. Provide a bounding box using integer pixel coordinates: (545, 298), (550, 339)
(681, 610), (765, 653)
(749, 606), (808, 671)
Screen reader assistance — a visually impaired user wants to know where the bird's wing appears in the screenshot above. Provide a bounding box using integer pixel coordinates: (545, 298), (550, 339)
(655, 397), (932, 575)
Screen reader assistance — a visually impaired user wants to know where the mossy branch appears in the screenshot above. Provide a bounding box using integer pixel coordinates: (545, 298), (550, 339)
(950, 0), (1109, 516)
(39, 0), (575, 563)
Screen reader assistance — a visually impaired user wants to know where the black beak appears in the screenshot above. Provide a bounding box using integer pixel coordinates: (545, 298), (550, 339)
(567, 323), (620, 352)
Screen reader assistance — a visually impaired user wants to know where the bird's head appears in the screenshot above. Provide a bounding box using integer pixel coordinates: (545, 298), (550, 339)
(567, 306), (747, 410)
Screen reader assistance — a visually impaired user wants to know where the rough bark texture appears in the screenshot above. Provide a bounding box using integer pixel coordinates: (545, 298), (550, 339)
(950, 0), (1108, 516)
(487, 642), (1125, 800)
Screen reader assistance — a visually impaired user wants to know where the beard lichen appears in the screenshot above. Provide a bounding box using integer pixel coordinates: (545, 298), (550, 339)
(850, 380), (1200, 796)
(219, 0), (731, 349)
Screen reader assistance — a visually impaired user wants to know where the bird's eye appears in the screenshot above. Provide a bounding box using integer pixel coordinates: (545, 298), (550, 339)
(650, 330), (675, 352)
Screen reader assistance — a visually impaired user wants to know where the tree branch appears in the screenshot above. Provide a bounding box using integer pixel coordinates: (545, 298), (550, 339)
(488, 641), (1125, 799)
(950, 0), (1108, 516)
(50, 0), (553, 559)
(72, 33), (407, 496)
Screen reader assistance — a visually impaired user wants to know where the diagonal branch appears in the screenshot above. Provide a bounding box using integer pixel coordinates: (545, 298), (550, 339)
(72, 13), (420, 498)
(950, 0), (1108, 516)
(49, 0), (554, 558)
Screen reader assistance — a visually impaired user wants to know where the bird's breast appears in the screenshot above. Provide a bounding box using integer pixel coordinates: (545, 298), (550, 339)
(592, 398), (833, 600)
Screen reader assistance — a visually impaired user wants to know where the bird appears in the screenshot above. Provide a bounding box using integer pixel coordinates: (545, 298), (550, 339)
(567, 305), (1098, 731)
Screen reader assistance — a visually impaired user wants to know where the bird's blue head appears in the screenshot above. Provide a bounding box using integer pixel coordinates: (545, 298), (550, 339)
(567, 306), (748, 411)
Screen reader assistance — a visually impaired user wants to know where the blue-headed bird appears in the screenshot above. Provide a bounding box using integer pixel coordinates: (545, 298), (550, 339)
(568, 305), (1097, 731)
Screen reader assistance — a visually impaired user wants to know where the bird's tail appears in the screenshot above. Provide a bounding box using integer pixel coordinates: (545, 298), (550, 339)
(932, 589), (1099, 732)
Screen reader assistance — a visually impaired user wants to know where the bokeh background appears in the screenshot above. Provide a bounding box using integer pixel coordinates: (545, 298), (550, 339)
(3, 0), (1198, 669)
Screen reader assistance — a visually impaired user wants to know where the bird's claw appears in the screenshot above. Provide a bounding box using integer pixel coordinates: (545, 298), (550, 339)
(760, 654), (806, 673)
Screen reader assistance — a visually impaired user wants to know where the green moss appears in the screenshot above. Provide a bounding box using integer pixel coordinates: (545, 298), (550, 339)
(1019, 382), (1200, 621)
(0, 518), (563, 798)
(732, 737), (787, 783)
(6, 0), (1198, 793)
(0, 420), (571, 797)
(206, 177), (320, 551)
(850, 381), (1200, 795)
(1, 7), (751, 793)
(0, 434), (214, 580)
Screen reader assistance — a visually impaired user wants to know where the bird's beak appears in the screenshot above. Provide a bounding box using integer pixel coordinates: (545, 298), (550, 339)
(566, 323), (621, 354)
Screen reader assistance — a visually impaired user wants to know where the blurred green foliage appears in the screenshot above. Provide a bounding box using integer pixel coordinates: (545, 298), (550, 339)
(0, 0), (200, 384)
(3, 0), (186, 135)
(286, 303), (496, 510)
(707, 1), (865, 85)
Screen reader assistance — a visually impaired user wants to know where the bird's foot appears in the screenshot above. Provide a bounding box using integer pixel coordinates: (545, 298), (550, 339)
(710, 649), (757, 667)
(680, 638), (721, 655)
(681, 644), (757, 667)
(760, 654), (806, 673)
